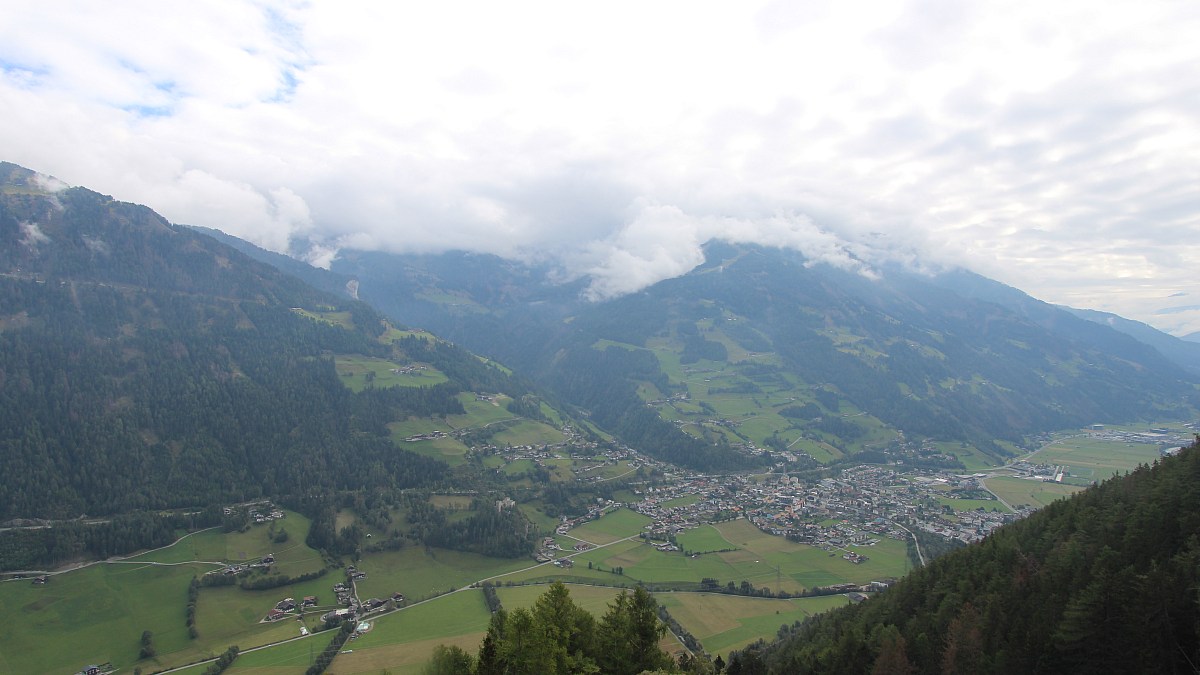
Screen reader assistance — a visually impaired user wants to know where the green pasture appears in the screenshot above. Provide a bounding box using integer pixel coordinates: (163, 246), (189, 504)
(933, 441), (998, 471)
(518, 502), (562, 532)
(568, 508), (652, 545)
(657, 592), (850, 658)
(379, 326), (438, 343)
(291, 308), (352, 329)
(351, 547), (532, 602)
(677, 524), (737, 553)
(125, 527), (227, 564)
(447, 393), (517, 427)
(0, 560), (216, 674)
(334, 355), (448, 392)
(491, 419), (566, 446)
(320, 590), (493, 675)
(507, 519), (909, 596)
(1027, 435), (1164, 482)
(985, 476), (1083, 509)
(397, 435), (471, 466)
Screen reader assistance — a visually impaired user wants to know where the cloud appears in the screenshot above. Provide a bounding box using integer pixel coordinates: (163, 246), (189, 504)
(1, 1), (1198, 334)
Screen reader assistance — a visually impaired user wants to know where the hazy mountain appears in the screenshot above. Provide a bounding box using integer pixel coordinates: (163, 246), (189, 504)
(1061, 306), (1200, 374)
(0, 162), (538, 520)
(238, 239), (1198, 468)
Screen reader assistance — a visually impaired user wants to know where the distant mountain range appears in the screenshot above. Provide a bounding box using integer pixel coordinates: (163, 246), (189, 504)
(5, 157), (1196, 509)
(212, 232), (1200, 469)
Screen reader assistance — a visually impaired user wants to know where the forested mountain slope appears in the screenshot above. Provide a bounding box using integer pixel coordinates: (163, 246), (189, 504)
(0, 163), (532, 520)
(260, 241), (1199, 467)
(727, 438), (1200, 674)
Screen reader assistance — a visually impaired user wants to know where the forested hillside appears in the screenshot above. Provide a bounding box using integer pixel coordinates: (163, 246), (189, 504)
(0, 163), (532, 521)
(725, 438), (1200, 674)
(267, 241), (1200, 470)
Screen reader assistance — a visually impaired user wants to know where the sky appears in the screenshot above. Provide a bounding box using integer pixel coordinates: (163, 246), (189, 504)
(2, 1), (1198, 335)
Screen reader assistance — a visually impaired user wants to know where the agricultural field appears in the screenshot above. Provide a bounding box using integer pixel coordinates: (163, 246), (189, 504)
(291, 307), (353, 329)
(0, 511), (325, 674)
(352, 547), (533, 602)
(656, 592), (850, 658)
(676, 524), (737, 553)
(985, 476), (1084, 510)
(334, 355), (448, 391)
(568, 508), (653, 545)
(1026, 432), (1166, 483)
(502, 518), (909, 598)
(491, 419), (567, 446)
(0, 561), (214, 674)
(933, 441), (999, 471)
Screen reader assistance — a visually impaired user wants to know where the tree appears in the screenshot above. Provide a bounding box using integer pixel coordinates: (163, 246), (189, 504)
(940, 603), (983, 675)
(139, 629), (156, 659)
(598, 586), (672, 675)
(872, 626), (915, 675)
(422, 644), (474, 675)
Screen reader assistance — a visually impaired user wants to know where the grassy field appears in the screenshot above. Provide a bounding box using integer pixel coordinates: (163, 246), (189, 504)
(934, 441), (1000, 471)
(985, 475), (1083, 509)
(222, 589), (496, 675)
(352, 547), (533, 602)
(501, 519), (910, 597)
(334, 355), (449, 392)
(1027, 434), (1165, 482)
(568, 508), (653, 545)
(491, 419), (567, 446)
(656, 592), (850, 658)
(291, 308), (353, 329)
(0, 510), (331, 673)
(0, 561), (216, 674)
(677, 524), (738, 553)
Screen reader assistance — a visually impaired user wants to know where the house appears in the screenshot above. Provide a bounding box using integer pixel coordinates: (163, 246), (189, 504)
(275, 598), (296, 611)
(79, 666), (102, 675)
(303, 596), (318, 606)
(32, 575), (48, 585)
(266, 609), (288, 621)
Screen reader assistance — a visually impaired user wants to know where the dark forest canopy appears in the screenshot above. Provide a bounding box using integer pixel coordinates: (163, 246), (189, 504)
(726, 437), (1200, 674)
(0, 168), (540, 520)
(425, 581), (676, 675)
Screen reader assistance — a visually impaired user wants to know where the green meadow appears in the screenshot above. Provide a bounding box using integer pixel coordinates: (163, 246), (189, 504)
(1027, 433), (1165, 482)
(499, 518), (910, 597)
(567, 508), (653, 545)
(985, 476), (1083, 509)
(334, 355), (449, 391)
(656, 592), (850, 658)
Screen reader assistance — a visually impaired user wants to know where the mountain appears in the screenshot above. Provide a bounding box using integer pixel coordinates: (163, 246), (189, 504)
(282, 241), (1199, 468)
(728, 438), (1200, 674)
(0, 162), (541, 521)
(1061, 306), (1200, 374)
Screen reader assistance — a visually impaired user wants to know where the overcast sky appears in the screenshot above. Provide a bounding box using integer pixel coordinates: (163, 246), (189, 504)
(2, 1), (1198, 334)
